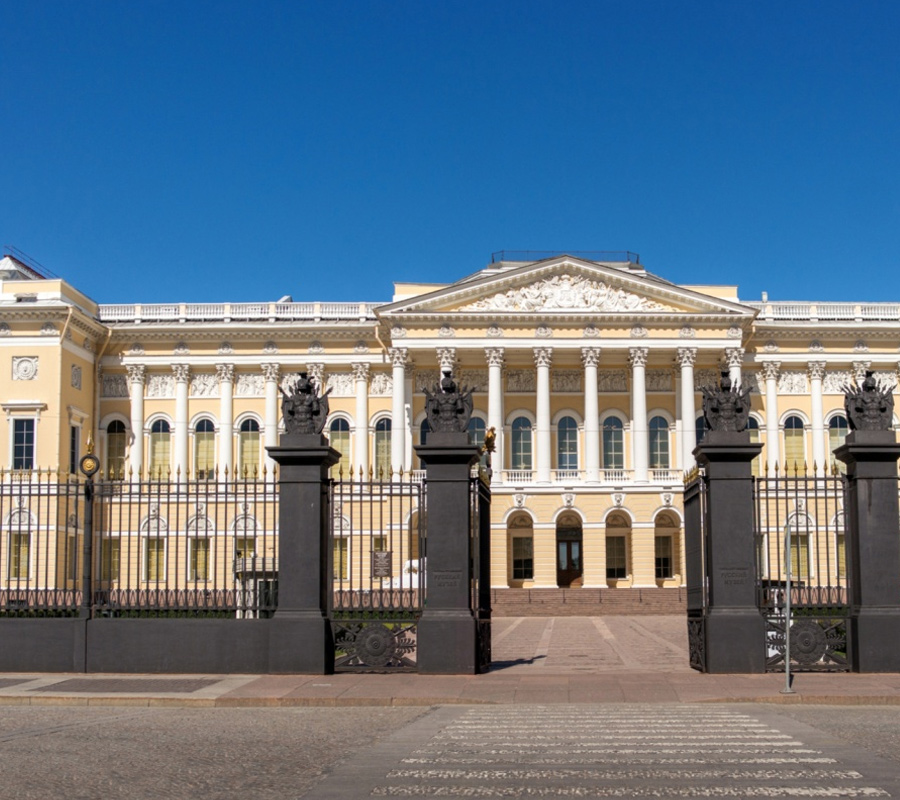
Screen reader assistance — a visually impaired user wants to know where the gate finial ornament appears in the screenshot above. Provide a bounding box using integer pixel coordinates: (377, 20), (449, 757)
(700, 370), (752, 432)
(844, 370), (894, 431)
(280, 372), (331, 434)
(423, 370), (475, 433)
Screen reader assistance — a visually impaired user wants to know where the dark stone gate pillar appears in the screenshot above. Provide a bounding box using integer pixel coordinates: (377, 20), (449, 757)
(415, 431), (482, 674)
(693, 430), (766, 673)
(835, 430), (900, 672)
(267, 433), (340, 673)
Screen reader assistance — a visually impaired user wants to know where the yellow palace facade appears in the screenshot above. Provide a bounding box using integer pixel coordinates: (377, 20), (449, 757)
(1, 251), (895, 601)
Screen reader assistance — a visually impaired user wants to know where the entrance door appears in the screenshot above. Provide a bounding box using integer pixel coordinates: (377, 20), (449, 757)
(556, 526), (583, 587)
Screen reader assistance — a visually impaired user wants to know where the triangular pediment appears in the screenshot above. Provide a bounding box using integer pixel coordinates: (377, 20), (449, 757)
(377, 256), (754, 319)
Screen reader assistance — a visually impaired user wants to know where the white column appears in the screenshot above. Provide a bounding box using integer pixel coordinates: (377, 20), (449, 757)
(262, 363), (280, 476)
(630, 347), (649, 482)
(404, 363), (414, 469)
(762, 361), (780, 473)
(486, 348), (505, 476)
(216, 364), (234, 479)
(389, 348), (408, 475)
(352, 363), (370, 477)
(809, 361), (826, 476)
(582, 347), (600, 481)
(677, 348), (698, 470)
(534, 347), (552, 483)
(173, 364), (190, 479)
(126, 365), (145, 478)
(725, 347), (744, 388)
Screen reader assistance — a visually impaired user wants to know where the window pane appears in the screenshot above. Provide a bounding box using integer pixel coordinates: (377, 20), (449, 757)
(333, 539), (348, 580)
(649, 416), (669, 469)
(149, 421), (170, 477)
(602, 418), (623, 470)
(374, 419), (391, 477)
(100, 538), (120, 582)
(195, 422), (215, 480)
(557, 416), (578, 470)
(511, 418), (532, 470)
(190, 538), (210, 581)
(329, 419), (351, 475)
(69, 425), (79, 475)
(512, 537), (534, 580)
(784, 416), (805, 470)
(655, 535), (673, 579)
(145, 538), (165, 582)
(107, 421), (127, 480)
(10, 533), (30, 579)
(13, 419), (35, 470)
(606, 535), (627, 579)
(829, 416), (849, 473)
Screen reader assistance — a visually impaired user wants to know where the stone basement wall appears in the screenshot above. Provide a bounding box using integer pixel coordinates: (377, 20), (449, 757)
(490, 588), (686, 616)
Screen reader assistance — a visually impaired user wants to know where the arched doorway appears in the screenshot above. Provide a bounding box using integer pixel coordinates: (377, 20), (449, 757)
(556, 512), (583, 588)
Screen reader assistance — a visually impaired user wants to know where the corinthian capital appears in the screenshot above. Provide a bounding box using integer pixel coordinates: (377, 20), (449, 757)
(352, 362), (370, 382)
(533, 347), (553, 368)
(485, 347), (505, 368)
(261, 363), (280, 382)
(436, 348), (457, 372)
(388, 347), (409, 369)
(581, 347), (601, 368)
(216, 364), (235, 383)
(676, 347), (697, 368)
(761, 361), (780, 381)
(629, 347), (649, 368)
(724, 347), (745, 368)
(126, 365), (145, 385)
(807, 361), (826, 381)
(172, 364), (191, 383)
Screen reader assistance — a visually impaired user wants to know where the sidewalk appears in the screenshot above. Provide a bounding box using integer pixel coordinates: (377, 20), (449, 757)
(2, 616), (898, 707)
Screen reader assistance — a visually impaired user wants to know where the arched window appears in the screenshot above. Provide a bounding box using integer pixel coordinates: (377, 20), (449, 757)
(829, 415), (849, 473)
(747, 417), (761, 477)
(468, 417), (487, 466)
(602, 417), (624, 470)
(239, 419), (260, 478)
(374, 418), (391, 477)
(328, 418), (350, 476)
(556, 416), (578, 473)
(649, 416), (670, 469)
(783, 415), (805, 471)
(149, 420), (170, 478)
(194, 419), (215, 480)
(695, 414), (707, 447)
(106, 420), (127, 480)
(511, 417), (533, 472)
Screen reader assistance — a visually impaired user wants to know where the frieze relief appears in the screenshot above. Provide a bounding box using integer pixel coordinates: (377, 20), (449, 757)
(645, 370), (671, 392)
(71, 365), (82, 390)
(458, 370), (486, 390)
(235, 374), (264, 396)
(370, 373), (393, 396)
(0, 322), (10, 335)
(598, 370), (628, 393)
(694, 369), (719, 391)
(823, 371), (851, 393)
(742, 372), (761, 393)
(146, 374), (175, 398)
(12, 357), (38, 380)
(190, 373), (219, 397)
(777, 371), (808, 394)
(552, 370), (582, 393)
(102, 373), (129, 398)
(507, 370), (536, 392)
(874, 370), (898, 389)
(325, 373), (354, 397)
(459, 273), (674, 313)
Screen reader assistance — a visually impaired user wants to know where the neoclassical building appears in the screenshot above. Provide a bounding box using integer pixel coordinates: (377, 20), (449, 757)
(1, 251), (895, 600)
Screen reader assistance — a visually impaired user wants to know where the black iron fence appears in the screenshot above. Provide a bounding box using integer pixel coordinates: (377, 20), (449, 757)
(753, 471), (850, 671)
(0, 471), (277, 618)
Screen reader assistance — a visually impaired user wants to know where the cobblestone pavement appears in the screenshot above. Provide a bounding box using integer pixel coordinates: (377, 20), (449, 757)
(1, 704), (897, 799)
(304, 704), (900, 798)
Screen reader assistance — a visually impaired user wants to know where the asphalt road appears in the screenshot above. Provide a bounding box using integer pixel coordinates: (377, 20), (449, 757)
(0, 704), (898, 799)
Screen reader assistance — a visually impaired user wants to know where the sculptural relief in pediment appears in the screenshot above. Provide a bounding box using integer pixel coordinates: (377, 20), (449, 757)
(458, 274), (676, 314)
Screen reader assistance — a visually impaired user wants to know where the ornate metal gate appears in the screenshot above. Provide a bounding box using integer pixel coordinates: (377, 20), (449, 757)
(328, 473), (425, 671)
(754, 469), (851, 672)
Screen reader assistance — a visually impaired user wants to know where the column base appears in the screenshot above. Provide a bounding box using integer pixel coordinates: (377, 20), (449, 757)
(704, 610), (766, 674)
(417, 612), (479, 674)
(852, 610), (900, 672)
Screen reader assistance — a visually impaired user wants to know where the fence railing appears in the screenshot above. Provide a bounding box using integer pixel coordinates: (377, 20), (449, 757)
(0, 473), (278, 618)
(97, 301), (381, 324)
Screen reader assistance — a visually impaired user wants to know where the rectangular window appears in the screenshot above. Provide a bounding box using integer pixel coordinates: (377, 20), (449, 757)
(655, 535), (674, 579)
(100, 538), (120, 582)
(69, 425), (80, 475)
(836, 533), (846, 579)
(512, 537), (534, 580)
(195, 435), (215, 480)
(602, 428), (623, 470)
(190, 538), (211, 581)
(333, 538), (348, 580)
(144, 537), (166, 582)
(13, 419), (35, 470)
(606, 535), (627, 579)
(9, 533), (30, 580)
(234, 536), (257, 559)
(240, 431), (260, 478)
(790, 535), (810, 581)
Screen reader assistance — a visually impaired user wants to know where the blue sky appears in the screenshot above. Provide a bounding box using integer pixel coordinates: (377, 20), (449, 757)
(2, 1), (898, 304)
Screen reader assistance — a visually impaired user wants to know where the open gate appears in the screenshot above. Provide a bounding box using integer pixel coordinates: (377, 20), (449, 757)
(328, 473), (425, 671)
